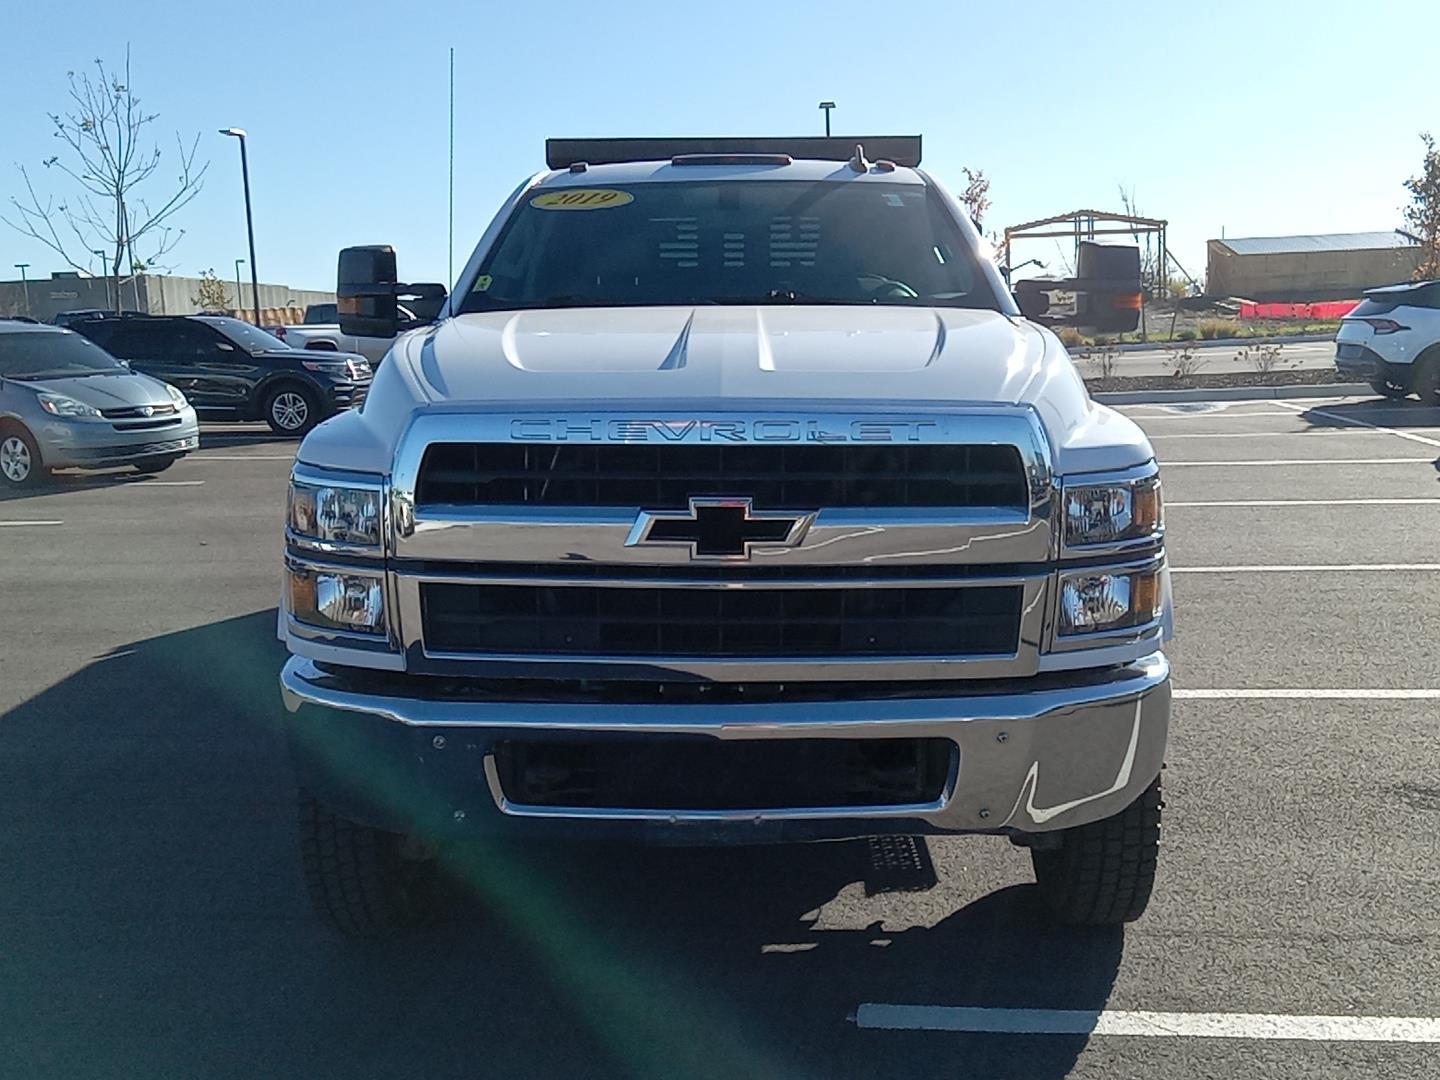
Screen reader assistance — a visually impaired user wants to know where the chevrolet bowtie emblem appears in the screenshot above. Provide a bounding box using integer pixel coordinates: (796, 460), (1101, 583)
(626, 498), (816, 561)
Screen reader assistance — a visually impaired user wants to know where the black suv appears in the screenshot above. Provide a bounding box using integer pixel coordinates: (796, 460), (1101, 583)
(72, 315), (371, 434)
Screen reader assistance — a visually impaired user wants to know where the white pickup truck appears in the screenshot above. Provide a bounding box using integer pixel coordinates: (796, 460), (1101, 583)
(279, 298), (441, 365)
(277, 136), (1172, 937)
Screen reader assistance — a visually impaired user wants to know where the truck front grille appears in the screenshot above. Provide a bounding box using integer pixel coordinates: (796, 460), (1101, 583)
(420, 581), (1022, 658)
(415, 443), (1028, 509)
(493, 737), (953, 810)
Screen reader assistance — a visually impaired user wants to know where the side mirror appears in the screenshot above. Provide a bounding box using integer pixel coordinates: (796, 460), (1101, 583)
(338, 245), (400, 338)
(337, 246), (447, 338)
(1013, 242), (1143, 333)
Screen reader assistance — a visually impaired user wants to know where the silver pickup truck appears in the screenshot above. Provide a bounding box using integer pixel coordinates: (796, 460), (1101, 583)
(278, 136), (1172, 937)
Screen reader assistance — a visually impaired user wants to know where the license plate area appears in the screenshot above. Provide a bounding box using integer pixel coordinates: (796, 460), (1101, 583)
(492, 737), (954, 812)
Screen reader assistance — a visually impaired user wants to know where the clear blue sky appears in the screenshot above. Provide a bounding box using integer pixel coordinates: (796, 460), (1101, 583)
(3, 0), (1436, 292)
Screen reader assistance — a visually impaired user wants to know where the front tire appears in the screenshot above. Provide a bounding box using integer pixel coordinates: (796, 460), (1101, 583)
(264, 384), (322, 435)
(1031, 774), (1162, 926)
(1413, 354), (1440, 405)
(1370, 377), (1410, 399)
(0, 427), (47, 490)
(299, 792), (443, 937)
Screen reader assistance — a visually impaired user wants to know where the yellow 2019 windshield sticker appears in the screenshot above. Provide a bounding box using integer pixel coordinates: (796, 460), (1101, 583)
(531, 188), (634, 211)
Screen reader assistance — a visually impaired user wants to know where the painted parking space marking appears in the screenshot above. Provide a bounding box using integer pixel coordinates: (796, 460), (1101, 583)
(120, 480), (206, 487)
(1174, 688), (1440, 700)
(0, 519), (63, 527)
(189, 454), (296, 461)
(1172, 563), (1440, 573)
(853, 1005), (1440, 1042)
(1162, 458), (1433, 467)
(1120, 410), (1310, 421)
(1275, 400), (1440, 450)
(1163, 501), (1440, 509)
(1147, 429), (1399, 440)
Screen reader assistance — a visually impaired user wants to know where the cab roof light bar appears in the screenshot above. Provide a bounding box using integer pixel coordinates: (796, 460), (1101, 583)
(546, 136), (922, 170)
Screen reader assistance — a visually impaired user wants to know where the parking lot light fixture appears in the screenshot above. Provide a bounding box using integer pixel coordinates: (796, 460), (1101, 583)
(14, 264), (30, 318)
(91, 249), (111, 310)
(220, 128), (261, 326)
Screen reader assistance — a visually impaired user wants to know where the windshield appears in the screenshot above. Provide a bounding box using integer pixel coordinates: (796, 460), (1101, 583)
(459, 180), (996, 313)
(200, 317), (290, 352)
(0, 330), (127, 379)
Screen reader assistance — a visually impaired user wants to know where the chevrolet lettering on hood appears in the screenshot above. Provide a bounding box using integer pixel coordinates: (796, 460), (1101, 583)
(508, 417), (940, 443)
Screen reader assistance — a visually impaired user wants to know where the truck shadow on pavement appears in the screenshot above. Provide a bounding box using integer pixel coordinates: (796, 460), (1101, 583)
(1, 610), (1123, 1080)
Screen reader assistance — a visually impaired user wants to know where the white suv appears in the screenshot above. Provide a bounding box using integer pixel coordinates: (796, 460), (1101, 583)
(1335, 280), (1440, 399)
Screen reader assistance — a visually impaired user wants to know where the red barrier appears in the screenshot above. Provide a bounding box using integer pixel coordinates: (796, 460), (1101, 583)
(1238, 300), (1359, 320)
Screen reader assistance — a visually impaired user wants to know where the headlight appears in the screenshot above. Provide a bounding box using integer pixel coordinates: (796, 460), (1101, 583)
(1057, 566), (1162, 635)
(302, 358), (370, 379)
(288, 565), (386, 634)
(165, 383), (188, 407)
(1064, 473), (1162, 549)
(37, 393), (101, 418)
(288, 480), (382, 548)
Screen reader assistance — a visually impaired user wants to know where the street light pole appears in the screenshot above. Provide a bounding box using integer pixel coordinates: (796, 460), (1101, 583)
(220, 128), (261, 325)
(13, 264), (30, 318)
(91, 249), (111, 310)
(234, 258), (246, 315)
(819, 101), (836, 137)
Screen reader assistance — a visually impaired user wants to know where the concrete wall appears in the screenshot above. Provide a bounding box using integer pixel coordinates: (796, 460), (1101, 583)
(1206, 242), (1422, 302)
(0, 273), (334, 323)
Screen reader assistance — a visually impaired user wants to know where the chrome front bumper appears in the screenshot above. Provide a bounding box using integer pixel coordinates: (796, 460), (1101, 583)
(279, 652), (1170, 840)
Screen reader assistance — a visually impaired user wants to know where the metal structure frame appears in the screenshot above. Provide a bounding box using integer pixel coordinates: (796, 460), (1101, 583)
(1004, 209), (1168, 285)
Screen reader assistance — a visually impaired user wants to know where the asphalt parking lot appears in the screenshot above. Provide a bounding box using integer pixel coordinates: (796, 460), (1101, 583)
(3, 399), (1440, 1079)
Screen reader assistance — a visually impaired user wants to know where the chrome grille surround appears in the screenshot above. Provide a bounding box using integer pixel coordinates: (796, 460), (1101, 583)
(386, 408), (1058, 682)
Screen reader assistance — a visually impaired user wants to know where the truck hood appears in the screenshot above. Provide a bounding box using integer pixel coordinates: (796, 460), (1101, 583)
(403, 306), (1048, 404)
(300, 306), (1154, 476)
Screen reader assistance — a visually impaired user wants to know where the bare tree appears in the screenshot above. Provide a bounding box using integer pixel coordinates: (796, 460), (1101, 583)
(959, 167), (991, 230)
(2, 47), (207, 295)
(1117, 185), (1160, 290)
(1404, 132), (1440, 280)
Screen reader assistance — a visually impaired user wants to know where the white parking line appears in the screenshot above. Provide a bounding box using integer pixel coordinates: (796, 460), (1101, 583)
(0, 520), (63, 527)
(1122, 410), (1308, 420)
(1275, 400), (1440, 450)
(121, 480), (206, 487)
(1148, 429), (1395, 440)
(1163, 458), (1433, 467)
(1168, 498), (1440, 507)
(189, 454), (295, 461)
(1174, 688), (1440, 700)
(853, 1004), (1440, 1042)
(1173, 564), (1440, 573)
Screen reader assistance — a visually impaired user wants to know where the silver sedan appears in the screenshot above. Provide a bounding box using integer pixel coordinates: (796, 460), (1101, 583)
(0, 321), (199, 490)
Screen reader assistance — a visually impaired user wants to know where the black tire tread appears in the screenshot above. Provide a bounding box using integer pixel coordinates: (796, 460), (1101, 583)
(1369, 377), (1410, 399)
(1031, 774), (1162, 926)
(298, 793), (426, 937)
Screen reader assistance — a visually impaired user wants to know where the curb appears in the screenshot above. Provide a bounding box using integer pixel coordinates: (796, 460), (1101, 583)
(1092, 382), (1370, 405)
(1106, 333), (1331, 354)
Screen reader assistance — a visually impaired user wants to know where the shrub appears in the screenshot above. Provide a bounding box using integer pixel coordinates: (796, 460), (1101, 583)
(1196, 318), (1235, 340)
(1166, 346), (1205, 378)
(1175, 329), (1198, 341)
(1056, 326), (1085, 348)
(1078, 345), (1118, 380)
(1238, 343), (1284, 374)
